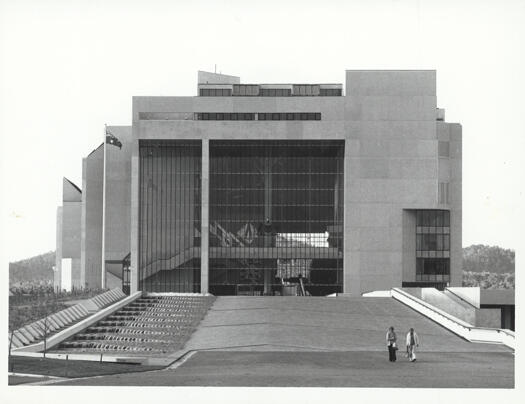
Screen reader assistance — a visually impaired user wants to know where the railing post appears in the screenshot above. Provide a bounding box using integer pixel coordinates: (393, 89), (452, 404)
(43, 315), (48, 358)
(8, 330), (14, 372)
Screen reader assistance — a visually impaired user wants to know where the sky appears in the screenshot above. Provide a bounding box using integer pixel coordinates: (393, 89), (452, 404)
(1, 0), (524, 269)
(0, 1), (524, 402)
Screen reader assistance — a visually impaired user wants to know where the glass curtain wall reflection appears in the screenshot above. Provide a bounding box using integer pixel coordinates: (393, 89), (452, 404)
(209, 140), (344, 296)
(138, 140), (201, 292)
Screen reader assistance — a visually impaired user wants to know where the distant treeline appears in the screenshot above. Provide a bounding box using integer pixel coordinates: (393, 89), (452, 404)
(462, 271), (514, 289)
(463, 244), (514, 274)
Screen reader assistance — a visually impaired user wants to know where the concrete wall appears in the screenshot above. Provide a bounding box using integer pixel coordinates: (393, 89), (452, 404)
(449, 123), (462, 286)
(476, 308), (501, 328)
(198, 71), (240, 85)
(54, 207), (63, 290)
(103, 126), (132, 285)
(421, 288), (476, 324)
(81, 144), (104, 289)
(59, 178), (82, 289)
(344, 70), (439, 294)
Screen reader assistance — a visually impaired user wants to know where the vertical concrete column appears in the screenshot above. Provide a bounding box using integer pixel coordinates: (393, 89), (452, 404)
(130, 140), (140, 293)
(80, 158), (87, 288)
(201, 139), (209, 294)
(343, 138), (360, 295)
(55, 207), (63, 292)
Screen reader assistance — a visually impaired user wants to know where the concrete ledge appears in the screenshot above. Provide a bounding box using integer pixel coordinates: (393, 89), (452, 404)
(10, 350), (148, 365)
(362, 290), (392, 297)
(78, 299), (99, 313)
(13, 291), (143, 353)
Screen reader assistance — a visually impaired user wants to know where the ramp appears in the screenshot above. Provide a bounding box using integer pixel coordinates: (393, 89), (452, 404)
(182, 296), (511, 353)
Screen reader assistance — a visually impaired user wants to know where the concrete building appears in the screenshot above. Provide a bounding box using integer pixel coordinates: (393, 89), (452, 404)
(55, 69), (462, 297)
(55, 178), (82, 291)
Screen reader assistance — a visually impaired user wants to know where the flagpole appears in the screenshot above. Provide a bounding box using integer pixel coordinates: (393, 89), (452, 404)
(101, 124), (107, 289)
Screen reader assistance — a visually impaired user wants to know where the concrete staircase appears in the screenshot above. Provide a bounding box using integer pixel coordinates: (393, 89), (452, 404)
(9, 288), (126, 349)
(55, 295), (215, 355)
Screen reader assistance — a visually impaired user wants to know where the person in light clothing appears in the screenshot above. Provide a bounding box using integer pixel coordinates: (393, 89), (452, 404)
(406, 328), (420, 362)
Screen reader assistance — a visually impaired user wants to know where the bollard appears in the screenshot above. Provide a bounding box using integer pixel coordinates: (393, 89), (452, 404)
(65, 355), (69, 378)
(100, 353), (103, 363)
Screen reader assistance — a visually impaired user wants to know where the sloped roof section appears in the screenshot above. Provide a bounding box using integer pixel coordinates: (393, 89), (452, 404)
(63, 177), (82, 202)
(87, 142), (104, 158)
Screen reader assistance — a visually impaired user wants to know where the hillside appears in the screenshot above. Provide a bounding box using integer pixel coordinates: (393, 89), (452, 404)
(9, 251), (55, 287)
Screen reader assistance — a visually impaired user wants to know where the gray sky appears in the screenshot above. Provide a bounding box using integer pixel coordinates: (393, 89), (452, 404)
(1, 0), (524, 268)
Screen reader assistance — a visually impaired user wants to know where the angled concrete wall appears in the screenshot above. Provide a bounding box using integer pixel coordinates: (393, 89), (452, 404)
(56, 178), (82, 290)
(81, 144), (104, 289)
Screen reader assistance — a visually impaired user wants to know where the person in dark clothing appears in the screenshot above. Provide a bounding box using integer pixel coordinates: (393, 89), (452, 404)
(386, 326), (398, 362)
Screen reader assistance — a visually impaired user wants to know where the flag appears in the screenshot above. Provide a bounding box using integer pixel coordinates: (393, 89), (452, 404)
(105, 127), (122, 149)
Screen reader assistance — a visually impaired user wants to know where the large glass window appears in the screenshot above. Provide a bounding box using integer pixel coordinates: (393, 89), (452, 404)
(138, 140), (201, 292)
(199, 88), (232, 96)
(319, 88), (342, 96)
(209, 140), (344, 296)
(415, 210), (450, 282)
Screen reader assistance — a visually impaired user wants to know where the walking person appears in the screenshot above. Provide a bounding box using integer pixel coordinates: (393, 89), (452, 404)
(405, 328), (420, 362)
(386, 326), (398, 362)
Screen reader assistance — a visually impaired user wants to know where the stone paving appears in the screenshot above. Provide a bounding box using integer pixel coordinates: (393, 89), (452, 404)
(183, 296), (510, 352)
(31, 296), (514, 387)
(53, 350), (514, 387)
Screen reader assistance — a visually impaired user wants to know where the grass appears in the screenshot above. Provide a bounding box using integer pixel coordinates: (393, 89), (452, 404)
(8, 356), (164, 381)
(9, 289), (107, 331)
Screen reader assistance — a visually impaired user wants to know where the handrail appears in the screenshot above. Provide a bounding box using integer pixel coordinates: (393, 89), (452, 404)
(392, 288), (514, 349)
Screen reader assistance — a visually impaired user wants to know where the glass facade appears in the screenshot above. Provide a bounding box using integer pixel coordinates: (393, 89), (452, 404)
(416, 210), (450, 282)
(319, 88), (343, 96)
(138, 140), (202, 292)
(209, 140), (344, 296)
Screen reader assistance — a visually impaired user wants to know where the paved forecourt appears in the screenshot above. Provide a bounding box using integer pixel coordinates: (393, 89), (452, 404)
(51, 296), (513, 387)
(53, 350), (513, 387)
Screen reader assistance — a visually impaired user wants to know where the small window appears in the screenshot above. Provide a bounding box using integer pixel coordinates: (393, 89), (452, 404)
(231, 113), (238, 120)
(258, 113), (266, 121)
(202, 113), (209, 120)
(286, 113), (294, 120)
(439, 182), (450, 204)
(272, 113), (280, 120)
(315, 113), (321, 120)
